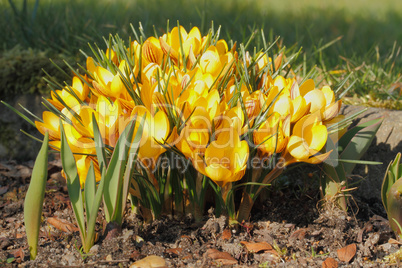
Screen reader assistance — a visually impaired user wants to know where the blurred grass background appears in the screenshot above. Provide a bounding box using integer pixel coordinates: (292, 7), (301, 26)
(0, 0), (401, 108)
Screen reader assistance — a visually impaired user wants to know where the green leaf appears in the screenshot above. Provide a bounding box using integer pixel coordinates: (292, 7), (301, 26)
(60, 122), (86, 241)
(1, 101), (36, 127)
(339, 117), (383, 174)
(85, 165), (106, 253)
(103, 118), (136, 223)
(338, 117), (382, 152)
(337, 159), (382, 165)
(390, 153), (401, 183)
(121, 115), (145, 218)
(24, 132), (49, 260)
(92, 113), (107, 172)
(84, 161), (96, 225)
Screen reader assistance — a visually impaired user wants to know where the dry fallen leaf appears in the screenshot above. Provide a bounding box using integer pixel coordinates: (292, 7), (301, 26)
(130, 255), (166, 268)
(221, 229), (232, 241)
(165, 247), (183, 256)
(15, 233), (24, 239)
(322, 257), (338, 268)
(290, 228), (308, 240)
(11, 247), (25, 260)
(205, 248), (237, 265)
(337, 243), (356, 263)
(47, 217), (79, 233)
(240, 241), (273, 253)
(388, 238), (402, 245)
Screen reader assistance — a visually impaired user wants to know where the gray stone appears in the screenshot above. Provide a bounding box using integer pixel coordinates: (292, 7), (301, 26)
(341, 105), (402, 208)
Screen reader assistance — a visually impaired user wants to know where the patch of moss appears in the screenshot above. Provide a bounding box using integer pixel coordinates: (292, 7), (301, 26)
(0, 45), (75, 101)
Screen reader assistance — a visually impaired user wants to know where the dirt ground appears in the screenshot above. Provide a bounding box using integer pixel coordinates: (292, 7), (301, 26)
(1, 156), (401, 268)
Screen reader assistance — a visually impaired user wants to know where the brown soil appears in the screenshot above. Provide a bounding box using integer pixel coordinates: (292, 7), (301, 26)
(0, 158), (401, 267)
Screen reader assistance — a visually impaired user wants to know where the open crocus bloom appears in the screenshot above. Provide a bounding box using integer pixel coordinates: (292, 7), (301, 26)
(131, 105), (170, 164)
(254, 112), (288, 155)
(35, 111), (61, 140)
(193, 129), (249, 187)
(92, 63), (131, 100)
(287, 112), (328, 162)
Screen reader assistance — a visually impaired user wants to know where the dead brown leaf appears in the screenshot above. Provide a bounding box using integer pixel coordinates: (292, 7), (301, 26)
(290, 228), (308, 240)
(11, 247), (25, 260)
(240, 241), (273, 253)
(205, 248), (237, 265)
(165, 247), (183, 256)
(322, 257), (338, 268)
(16, 233), (24, 239)
(388, 238), (402, 245)
(47, 217), (79, 233)
(337, 243), (356, 263)
(221, 229), (231, 241)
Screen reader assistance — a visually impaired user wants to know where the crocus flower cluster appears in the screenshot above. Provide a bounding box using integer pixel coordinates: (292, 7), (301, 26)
(34, 26), (342, 216)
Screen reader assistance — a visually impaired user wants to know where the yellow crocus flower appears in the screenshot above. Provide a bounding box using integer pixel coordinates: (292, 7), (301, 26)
(130, 105), (170, 164)
(35, 111), (61, 140)
(193, 129), (249, 187)
(254, 112), (288, 155)
(287, 112), (328, 161)
(142, 37), (164, 66)
(92, 63), (131, 100)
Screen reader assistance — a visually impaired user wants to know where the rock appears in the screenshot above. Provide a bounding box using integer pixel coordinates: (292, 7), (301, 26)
(89, 244), (99, 254)
(130, 255), (166, 268)
(62, 254), (77, 266)
(341, 105), (402, 206)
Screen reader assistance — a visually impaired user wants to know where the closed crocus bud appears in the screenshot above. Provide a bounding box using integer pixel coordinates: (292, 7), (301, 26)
(386, 178), (402, 236)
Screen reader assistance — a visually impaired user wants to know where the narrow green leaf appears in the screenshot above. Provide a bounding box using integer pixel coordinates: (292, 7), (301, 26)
(1, 101), (36, 127)
(92, 114), (107, 172)
(121, 115), (145, 217)
(382, 169), (395, 213)
(390, 153), (401, 183)
(24, 132), (49, 260)
(85, 166), (106, 253)
(337, 159), (382, 165)
(103, 118), (136, 223)
(338, 117), (381, 151)
(84, 161), (96, 225)
(60, 122), (86, 240)
(340, 117), (383, 174)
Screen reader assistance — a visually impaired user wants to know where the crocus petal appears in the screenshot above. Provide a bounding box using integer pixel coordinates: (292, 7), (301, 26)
(291, 95), (308, 122)
(94, 66), (114, 88)
(306, 124), (328, 152)
(321, 85), (335, 105)
(287, 135), (310, 160)
(232, 140), (249, 173)
(322, 100), (342, 121)
(302, 150), (332, 164)
(304, 89), (326, 113)
(200, 46), (222, 77)
(205, 163), (232, 186)
(299, 79), (315, 96)
(153, 110), (169, 142)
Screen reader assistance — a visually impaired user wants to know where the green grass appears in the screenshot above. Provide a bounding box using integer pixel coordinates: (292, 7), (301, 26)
(0, 0), (401, 108)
